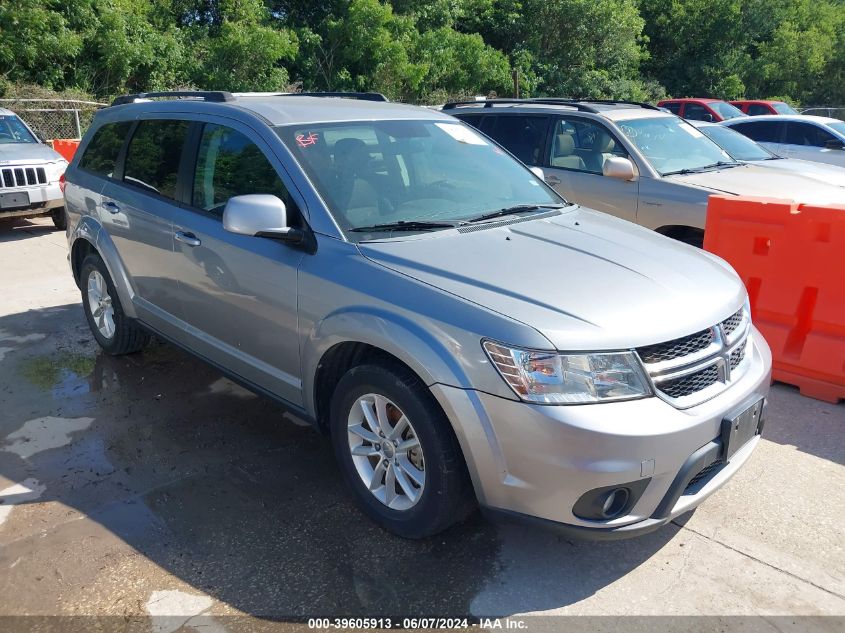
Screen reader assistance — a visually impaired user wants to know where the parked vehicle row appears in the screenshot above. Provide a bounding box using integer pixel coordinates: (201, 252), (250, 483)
(0, 107), (68, 229)
(64, 91), (772, 540)
(446, 99), (845, 247)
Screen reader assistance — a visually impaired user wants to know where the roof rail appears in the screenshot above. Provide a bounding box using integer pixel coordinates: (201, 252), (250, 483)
(111, 91), (235, 106)
(283, 92), (389, 102)
(442, 98), (602, 113)
(442, 97), (662, 113)
(577, 99), (662, 111)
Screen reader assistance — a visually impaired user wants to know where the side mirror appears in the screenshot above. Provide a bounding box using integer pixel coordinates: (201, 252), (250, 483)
(603, 156), (636, 181)
(222, 194), (304, 244)
(529, 166), (545, 181)
(702, 113), (715, 123)
(825, 139), (844, 150)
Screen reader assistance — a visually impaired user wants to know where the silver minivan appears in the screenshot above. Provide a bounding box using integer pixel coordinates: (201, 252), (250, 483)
(64, 91), (772, 539)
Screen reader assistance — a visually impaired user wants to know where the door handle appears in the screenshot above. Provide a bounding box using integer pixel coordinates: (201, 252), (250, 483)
(175, 231), (201, 247)
(102, 201), (120, 214)
(545, 175), (561, 185)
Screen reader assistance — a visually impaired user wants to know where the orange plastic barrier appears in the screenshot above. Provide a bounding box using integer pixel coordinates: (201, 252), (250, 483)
(704, 195), (845, 403)
(50, 139), (80, 162)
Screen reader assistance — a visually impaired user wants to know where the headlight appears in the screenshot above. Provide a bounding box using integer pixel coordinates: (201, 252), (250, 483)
(47, 160), (68, 182)
(483, 341), (651, 404)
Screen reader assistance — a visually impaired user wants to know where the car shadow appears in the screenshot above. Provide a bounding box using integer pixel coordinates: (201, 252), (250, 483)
(0, 303), (675, 619)
(0, 216), (59, 242)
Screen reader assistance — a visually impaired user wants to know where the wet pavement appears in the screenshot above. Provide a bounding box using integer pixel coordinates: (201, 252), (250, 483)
(0, 218), (843, 630)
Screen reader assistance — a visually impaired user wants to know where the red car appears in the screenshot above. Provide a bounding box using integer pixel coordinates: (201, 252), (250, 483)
(656, 98), (747, 122)
(728, 100), (799, 116)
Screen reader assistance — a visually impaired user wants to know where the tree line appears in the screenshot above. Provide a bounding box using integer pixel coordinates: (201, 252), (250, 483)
(1, 0), (843, 105)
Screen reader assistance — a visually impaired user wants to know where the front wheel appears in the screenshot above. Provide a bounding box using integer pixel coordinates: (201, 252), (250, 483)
(330, 363), (474, 538)
(80, 253), (149, 355)
(51, 207), (66, 230)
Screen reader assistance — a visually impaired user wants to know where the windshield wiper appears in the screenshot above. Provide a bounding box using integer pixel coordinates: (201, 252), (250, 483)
(463, 203), (566, 224)
(348, 220), (458, 233)
(663, 161), (740, 176)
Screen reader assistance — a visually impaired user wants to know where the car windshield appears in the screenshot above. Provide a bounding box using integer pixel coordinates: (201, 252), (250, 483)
(828, 121), (845, 136)
(697, 124), (775, 161)
(617, 117), (737, 175)
(772, 102), (798, 115)
(711, 102), (746, 120)
(276, 120), (562, 235)
(0, 115), (37, 144)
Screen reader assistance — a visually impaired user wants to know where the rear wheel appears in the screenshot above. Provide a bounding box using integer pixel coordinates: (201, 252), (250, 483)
(51, 207), (67, 230)
(80, 253), (149, 355)
(330, 362), (474, 538)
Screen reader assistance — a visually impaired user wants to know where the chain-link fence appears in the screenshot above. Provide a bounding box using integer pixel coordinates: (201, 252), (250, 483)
(799, 106), (845, 121)
(0, 99), (106, 140)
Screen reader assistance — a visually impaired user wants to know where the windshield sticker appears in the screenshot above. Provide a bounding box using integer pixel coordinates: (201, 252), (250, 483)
(296, 132), (319, 148)
(680, 125), (704, 138)
(435, 123), (488, 145)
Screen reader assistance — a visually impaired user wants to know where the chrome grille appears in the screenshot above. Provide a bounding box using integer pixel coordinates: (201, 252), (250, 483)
(730, 344), (746, 369)
(638, 307), (751, 408)
(0, 166), (47, 188)
(637, 329), (712, 364)
(660, 365), (719, 398)
(721, 309), (743, 336)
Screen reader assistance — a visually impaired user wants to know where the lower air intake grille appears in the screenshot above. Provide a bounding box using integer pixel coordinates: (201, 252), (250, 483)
(686, 459), (723, 491)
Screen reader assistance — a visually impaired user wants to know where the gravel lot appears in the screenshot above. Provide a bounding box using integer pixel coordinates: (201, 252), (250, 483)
(0, 217), (843, 631)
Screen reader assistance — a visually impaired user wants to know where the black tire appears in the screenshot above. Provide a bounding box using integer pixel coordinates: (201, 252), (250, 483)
(330, 362), (475, 538)
(80, 253), (149, 355)
(51, 207), (67, 231)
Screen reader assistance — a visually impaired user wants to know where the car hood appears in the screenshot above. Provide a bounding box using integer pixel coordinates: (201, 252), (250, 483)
(668, 164), (845, 205)
(358, 208), (746, 351)
(0, 143), (64, 164)
(751, 158), (845, 188)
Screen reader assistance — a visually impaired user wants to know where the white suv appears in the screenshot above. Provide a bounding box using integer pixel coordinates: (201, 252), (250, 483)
(0, 108), (68, 229)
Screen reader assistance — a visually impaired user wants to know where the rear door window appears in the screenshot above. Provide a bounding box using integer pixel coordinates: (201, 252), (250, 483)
(662, 102), (681, 115)
(485, 115), (550, 165)
(78, 122), (132, 178)
(730, 121), (784, 143)
(123, 120), (190, 199)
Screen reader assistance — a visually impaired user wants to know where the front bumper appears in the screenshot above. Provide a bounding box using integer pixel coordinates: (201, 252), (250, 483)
(0, 183), (64, 216)
(431, 328), (772, 538)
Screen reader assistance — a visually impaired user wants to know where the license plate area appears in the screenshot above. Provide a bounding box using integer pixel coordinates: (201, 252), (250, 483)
(721, 398), (764, 461)
(0, 191), (31, 209)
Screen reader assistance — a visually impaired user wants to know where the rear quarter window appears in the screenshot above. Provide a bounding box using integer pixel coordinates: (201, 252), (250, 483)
(78, 122), (132, 178)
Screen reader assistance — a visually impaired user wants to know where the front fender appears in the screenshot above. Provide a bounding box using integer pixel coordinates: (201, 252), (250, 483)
(71, 216), (137, 319)
(301, 306), (474, 418)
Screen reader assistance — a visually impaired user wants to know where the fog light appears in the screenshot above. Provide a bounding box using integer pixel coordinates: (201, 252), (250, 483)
(572, 478), (650, 521)
(601, 488), (629, 518)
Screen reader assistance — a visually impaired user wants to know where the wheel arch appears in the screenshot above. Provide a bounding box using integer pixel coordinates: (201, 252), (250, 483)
(303, 309), (472, 434)
(70, 216), (137, 318)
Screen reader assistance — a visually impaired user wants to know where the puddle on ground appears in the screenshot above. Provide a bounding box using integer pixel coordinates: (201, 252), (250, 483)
(19, 352), (95, 394)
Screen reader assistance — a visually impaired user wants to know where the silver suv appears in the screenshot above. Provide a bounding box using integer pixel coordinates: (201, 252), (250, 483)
(0, 108), (68, 229)
(447, 99), (845, 246)
(64, 91), (772, 539)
